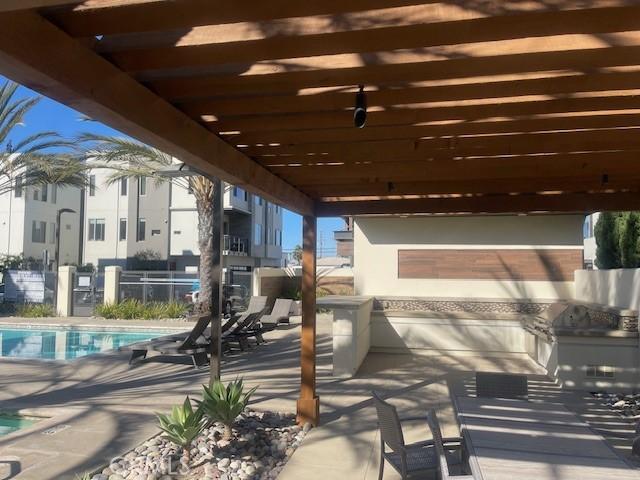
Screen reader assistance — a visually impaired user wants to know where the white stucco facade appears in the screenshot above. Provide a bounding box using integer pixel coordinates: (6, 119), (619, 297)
(83, 166), (283, 272)
(353, 214), (584, 299)
(0, 184), (81, 267)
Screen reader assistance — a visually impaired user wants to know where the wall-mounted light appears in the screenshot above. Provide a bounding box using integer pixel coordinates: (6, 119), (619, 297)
(354, 85), (367, 128)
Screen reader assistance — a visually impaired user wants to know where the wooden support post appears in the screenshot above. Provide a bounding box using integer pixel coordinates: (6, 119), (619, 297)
(297, 215), (320, 426)
(209, 179), (224, 383)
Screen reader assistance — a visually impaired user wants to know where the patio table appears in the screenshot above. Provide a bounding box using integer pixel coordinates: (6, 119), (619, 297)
(455, 396), (640, 480)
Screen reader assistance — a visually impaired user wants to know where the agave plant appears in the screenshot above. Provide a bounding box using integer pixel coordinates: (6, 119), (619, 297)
(197, 378), (258, 440)
(156, 396), (206, 463)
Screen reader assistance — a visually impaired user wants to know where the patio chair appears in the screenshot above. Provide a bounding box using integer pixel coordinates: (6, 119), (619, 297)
(222, 306), (270, 351)
(122, 313), (212, 369)
(372, 391), (465, 480)
(475, 371), (528, 400)
(221, 296), (267, 334)
(427, 409), (474, 479)
(250, 298), (293, 343)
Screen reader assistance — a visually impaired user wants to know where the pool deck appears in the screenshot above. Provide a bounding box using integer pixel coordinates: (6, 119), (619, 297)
(0, 315), (637, 480)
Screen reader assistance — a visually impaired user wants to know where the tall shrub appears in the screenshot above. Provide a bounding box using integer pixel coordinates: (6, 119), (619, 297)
(595, 212), (622, 269)
(621, 212), (640, 268)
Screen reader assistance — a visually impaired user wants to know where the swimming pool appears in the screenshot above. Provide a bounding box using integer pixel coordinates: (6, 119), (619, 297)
(0, 413), (41, 436)
(0, 327), (169, 360)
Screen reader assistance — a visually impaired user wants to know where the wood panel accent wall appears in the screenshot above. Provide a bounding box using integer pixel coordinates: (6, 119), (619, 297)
(398, 249), (582, 281)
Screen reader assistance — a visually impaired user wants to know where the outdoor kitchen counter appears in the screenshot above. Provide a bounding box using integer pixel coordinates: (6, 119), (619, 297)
(317, 296), (373, 378)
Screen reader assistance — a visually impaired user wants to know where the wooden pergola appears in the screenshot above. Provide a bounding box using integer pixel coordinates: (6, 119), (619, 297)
(2, 0), (640, 426)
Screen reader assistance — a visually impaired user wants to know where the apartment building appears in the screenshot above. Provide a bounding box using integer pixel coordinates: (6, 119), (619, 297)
(0, 181), (81, 268)
(82, 168), (283, 280)
(583, 213), (600, 269)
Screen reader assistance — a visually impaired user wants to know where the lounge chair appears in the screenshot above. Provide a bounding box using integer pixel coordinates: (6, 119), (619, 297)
(427, 409), (474, 479)
(222, 306), (269, 351)
(475, 371), (528, 400)
(260, 298), (293, 328)
(372, 391), (465, 480)
(122, 313), (212, 369)
(244, 298), (293, 344)
(221, 296), (267, 334)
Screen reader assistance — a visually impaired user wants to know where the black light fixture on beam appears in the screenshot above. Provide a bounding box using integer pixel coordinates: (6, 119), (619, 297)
(354, 85), (367, 128)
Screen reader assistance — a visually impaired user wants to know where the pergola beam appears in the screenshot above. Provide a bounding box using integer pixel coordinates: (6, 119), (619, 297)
(225, 113), (640, 145)
(0, 9), (313, 215)
(149, 45), (640, 99)
(107, 7), (640, 74)
(316, 192), (640, 216)
(0, 0), (84, 12)
(305, 175), (640, 198)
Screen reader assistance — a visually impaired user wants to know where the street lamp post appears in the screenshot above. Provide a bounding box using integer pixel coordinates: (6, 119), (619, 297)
(53, 208), (75, 307)
(154, 163), (224, 382)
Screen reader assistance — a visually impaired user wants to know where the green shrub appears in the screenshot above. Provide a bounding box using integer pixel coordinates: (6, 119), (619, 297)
(16, 303), (55, 318)
(197, 378), (257, 440)
(95, 300), (188, 320)
(156, 396), (206, 463)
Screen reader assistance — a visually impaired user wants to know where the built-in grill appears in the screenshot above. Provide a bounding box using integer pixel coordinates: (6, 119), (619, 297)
(522, 302), (638, 340)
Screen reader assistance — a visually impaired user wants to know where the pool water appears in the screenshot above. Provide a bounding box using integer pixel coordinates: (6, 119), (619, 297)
(0, 328), (166, 360)
(0, 413), (39, 436)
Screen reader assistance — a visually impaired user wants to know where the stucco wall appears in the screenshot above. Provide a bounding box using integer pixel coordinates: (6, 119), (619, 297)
(575, 268), (640, 310)
(254, 267), (354, 304)
(354, 215), (584, 299)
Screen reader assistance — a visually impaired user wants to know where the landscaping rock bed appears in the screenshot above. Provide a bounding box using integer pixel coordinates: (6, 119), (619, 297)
(592, 391), (640, 420)
(92, 410), (309, 480)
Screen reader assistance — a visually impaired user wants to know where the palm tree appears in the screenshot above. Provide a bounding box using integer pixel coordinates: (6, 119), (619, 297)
(78, 133), (224, 315)
(0, 81), (87, 196)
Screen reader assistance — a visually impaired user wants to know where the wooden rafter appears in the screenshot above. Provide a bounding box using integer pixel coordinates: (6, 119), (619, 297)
(316, 192), (640, 216)
(104, 7), (640, 75)
(0, 9), (313, 215)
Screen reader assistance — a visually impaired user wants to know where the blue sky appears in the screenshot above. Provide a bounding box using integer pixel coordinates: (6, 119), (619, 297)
(4, 76), (343, 254)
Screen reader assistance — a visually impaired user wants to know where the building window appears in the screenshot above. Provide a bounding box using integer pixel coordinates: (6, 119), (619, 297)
(138, 218), (146, 241)
(151, 229), (161, 236)
(275, 205), (280, 213)
(275, 229), (282, 246)
(88, 218), (105, 241)
(49, 222), (56, 244)
(89, 175), (96, 196)
(31, 221), (46, 243)
(14, 175), (22, 198)
(254, 224), (262, 245)
(120, 178), (128, 196)
(139, 176), (147, 196)
(119, 218), (127, 241)
(41, 185), (48, 202)
(233, 186), (239, 197)
(33, 188), (39, 201)
(51, 184), (57, 204)
(267, 226), (273, 245)
(244, 190), (248, 201)
(255, 196), (263, 206)
(583, 216), (595, 239)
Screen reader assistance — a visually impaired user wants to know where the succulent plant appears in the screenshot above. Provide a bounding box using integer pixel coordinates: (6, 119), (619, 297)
(197, 378), (258, 440)
(156, 396), (206, 463)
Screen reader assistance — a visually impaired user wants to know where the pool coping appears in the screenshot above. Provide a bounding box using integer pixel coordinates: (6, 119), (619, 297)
(0, 319), (191, 334)
(0, 404), (86, 446)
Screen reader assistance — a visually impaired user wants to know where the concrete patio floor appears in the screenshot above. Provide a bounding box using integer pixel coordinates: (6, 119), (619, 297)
(0, 314), (637, 479)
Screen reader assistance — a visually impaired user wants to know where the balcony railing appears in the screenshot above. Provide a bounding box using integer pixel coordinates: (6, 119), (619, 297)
(224, 235), (249, 256)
